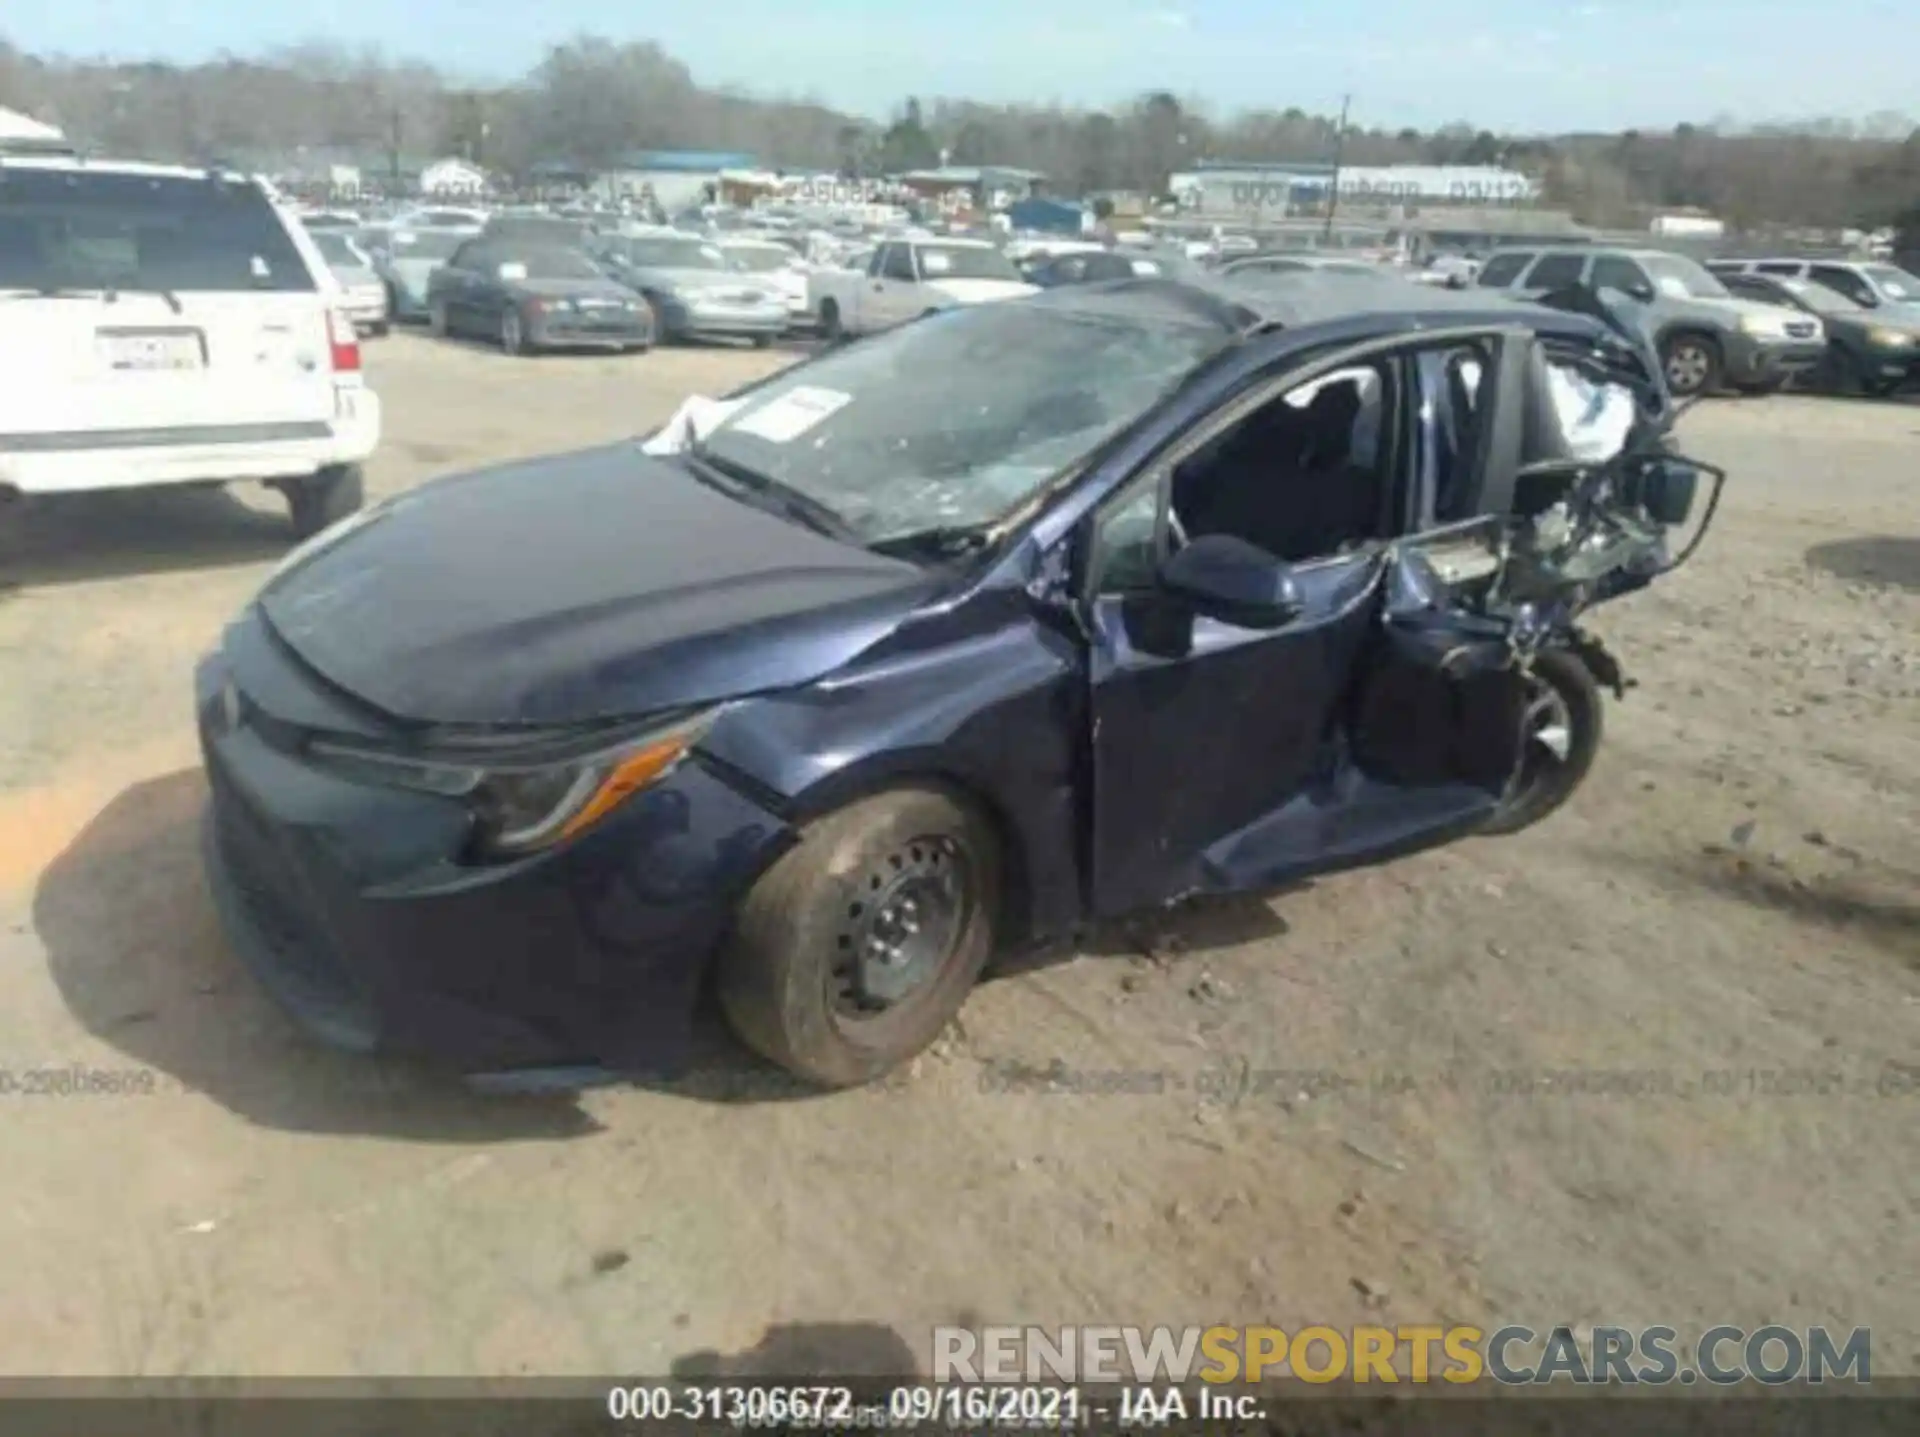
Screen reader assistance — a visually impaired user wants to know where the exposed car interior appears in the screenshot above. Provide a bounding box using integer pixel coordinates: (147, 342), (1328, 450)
(1170, 362), (1394, 562)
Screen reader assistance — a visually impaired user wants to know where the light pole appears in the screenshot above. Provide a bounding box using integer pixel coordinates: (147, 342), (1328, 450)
(1322, 93), (1351, 243)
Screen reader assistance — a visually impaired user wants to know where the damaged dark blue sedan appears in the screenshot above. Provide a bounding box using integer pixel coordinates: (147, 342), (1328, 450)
(197, 273), (1720, 1088)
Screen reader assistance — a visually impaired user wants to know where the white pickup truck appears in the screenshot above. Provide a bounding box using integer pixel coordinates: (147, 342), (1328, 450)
(807, 237), (1037, 340)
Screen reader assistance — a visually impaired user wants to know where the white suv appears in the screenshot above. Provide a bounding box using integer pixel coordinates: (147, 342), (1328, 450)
(0, 153), (379, 539)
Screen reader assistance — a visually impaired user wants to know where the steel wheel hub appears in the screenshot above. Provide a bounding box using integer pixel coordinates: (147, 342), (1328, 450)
(1667, 346), (1708, 390)
(1524, 682), (1574, 763)
(833, 837), (968, 1015)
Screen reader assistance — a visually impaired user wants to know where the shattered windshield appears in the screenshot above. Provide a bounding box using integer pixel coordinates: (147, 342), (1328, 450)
(699, 302), (1225, 546)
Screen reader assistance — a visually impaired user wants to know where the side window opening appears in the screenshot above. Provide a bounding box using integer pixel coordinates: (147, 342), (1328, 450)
(1169, 359), (1397, 565)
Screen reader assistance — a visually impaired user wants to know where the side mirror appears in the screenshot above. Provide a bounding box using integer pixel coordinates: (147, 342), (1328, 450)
(1159, 534), (1304, 629)
(1626, 282), (1656, 303)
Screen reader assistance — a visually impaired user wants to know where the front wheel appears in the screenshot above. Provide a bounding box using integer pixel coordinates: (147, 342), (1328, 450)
(1483, 649), (1604, 836)
(717, 786), (1000, 1088)
(285, 463), (364, 541)
(500, 307), (527, 355)
(1661, 333), (1722, 397)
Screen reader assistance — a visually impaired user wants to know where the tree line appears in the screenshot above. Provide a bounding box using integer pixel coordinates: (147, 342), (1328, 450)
(4, 34), (1919, 236)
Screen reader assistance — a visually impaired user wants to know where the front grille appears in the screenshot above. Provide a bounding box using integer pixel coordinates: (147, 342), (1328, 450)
(207, 766), (369, 1022)
(1785, 321), (1819, 339)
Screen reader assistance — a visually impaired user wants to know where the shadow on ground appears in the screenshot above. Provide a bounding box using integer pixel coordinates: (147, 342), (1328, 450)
(0, 487), (292, 592)
(672, 1322), (919, 1378)
(1603, 842), (1920, 969)
(1804, 535), (1920, 593)
(34, 768), (599, 1140)
(35, 767), (1305, 1119)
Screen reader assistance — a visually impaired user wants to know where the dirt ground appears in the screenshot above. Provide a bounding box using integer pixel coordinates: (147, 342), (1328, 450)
(0, 332), (1913, 1379)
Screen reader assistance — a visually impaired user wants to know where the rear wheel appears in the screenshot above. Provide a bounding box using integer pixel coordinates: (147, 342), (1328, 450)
(368, 321), (390, 338)
(1843, 349), (1901, 398)
(500, 307), (526, 355)
(644, 294), (672, 343)
(1660, 333), (1722, 397)
(750, 333), (773, 349)
(717, 787), (1000, 1088)
(819, 298), (843, 342)
(285, 463), (364, 542)
(428, 299), (449, 338)
(1483, 649), (1603, 835)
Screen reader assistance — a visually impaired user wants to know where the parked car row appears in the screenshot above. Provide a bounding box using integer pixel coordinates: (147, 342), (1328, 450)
(1471, 245), (1920, 398)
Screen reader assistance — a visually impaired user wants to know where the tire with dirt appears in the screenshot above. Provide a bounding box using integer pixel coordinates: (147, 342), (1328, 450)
(1660, 331), (1722, 398)
(718, 786), (1001, 1088)
(1482, 648), (1604, 836)
(644, 294), (673, 344)
(499, 307), (527, 356)
(1842, 348), (1901, 398)
(285, 463), (365, 541)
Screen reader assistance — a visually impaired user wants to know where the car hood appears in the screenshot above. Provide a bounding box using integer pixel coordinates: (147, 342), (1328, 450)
(1683, 294), (1803, 323)
(507, 277), (636, 300)
(386, 257), (444, 286)
(925, 278), (1041, 304)
(258, 444), (936, 727)
(635, 267), (777, 295)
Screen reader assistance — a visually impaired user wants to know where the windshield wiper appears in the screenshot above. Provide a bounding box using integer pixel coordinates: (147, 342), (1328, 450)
(108, 284), (185, 315)
(867, 523), (998, 559)
(679, 432), (863, 545)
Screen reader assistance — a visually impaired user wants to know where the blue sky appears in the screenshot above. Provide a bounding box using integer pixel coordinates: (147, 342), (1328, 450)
(10, 0), (1918, 133)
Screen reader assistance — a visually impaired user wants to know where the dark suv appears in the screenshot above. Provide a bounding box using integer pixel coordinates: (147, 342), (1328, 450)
(1476, 246), (1825, 396)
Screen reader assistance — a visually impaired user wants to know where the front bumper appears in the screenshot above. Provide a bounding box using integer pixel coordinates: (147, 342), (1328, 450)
(662, 296), (790, 340)
(1856, 342), (1920, 387)
(194, 633), (793, 1076)
(1723, 334), (1828, 384)
(526, 304), (654, 349)
(0, 386), (380, 495)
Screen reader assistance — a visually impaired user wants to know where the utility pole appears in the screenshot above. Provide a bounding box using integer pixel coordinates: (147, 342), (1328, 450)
(1322, 93), (1351, 243)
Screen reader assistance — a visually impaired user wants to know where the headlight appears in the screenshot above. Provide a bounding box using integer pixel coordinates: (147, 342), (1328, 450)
(1737, 313), (1787, 338)
(308, 709), (716, 859)
(1867, 327), (1915, 348)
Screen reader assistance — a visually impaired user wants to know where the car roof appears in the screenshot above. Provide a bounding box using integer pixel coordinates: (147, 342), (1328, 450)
(1025, 270), (1612, 342)
(0, 154), (260, 184)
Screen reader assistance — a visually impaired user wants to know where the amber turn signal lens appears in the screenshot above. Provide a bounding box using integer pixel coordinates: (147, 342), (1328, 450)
(555, 732), (698, 841)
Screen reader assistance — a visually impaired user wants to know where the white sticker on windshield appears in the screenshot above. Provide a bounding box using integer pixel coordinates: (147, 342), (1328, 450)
(920, 251), (953, 274)
(728, 386), (852, 443)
